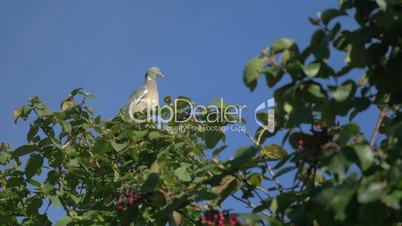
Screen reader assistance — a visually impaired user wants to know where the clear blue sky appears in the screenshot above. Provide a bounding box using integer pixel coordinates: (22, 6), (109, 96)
(0, 0), (377, 223)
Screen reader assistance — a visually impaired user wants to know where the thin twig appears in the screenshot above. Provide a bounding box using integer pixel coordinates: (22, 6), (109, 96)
(44, 199), (51, 214)
(243, 131), (258, 145)
(266, 164), (284, 193)
(230, 194), (270, 216)
(256, 129), (266, 146)
(242, 129), (284, 193)
(256, 186), (272, 198)
(370, 107), (387, 147)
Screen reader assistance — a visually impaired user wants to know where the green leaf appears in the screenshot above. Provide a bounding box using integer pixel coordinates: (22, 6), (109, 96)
(93, 138), (111, 154)
(13, 106), (23, 123)
(56, 216), (72, 226)
(27, 125), (39, 143)
(332, 81), (354, 102)
(61, 99), (75, 112)
(141, 173), (160, 193)
(375, 0), (387, 11)
(303, 63), (321, 77)
(233, 146), (258, 163)
(350, 144), (373, 171)
(132, 130), (149, 139)
(338, 124), (360, 145)
(67, 192), (81, 204)
(13, 106), (32, 123)
(111, 141), (128, 152)
(149, 131), (165, 140)
(307, 83), (326, 98)
(320, 8), (347, 25)
(49, 195), (62, 208)
(243, 57), (268, 91)
(25, 154), (43, 179)
(270, 38), (297, 54)
(204, 130), (224, 149)
(70, 88), (83, 96)
(164, 96), (173, 104)
(174, 166), (192, 182)
(310, 29), (329, 60)
(260, 144), (287, 161)
(26, 197), (42, 216)
(358, 182), (384, 203)
(247, 173), (263, 187)
(382, 191), (402, 209)
(263, 65), (284, 87)
(190, 190), (217, 201)
(0, 150), (11, 165)
(314, 177), (356, 220)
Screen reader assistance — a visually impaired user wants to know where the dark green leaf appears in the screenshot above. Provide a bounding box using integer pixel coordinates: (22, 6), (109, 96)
(141, 173), (160, 193)
(25, 154), (43, 179)
(320, 9), (347, 25)
(93, 138), (111, 154)
(204, 130), (224, 149)
(346, 43), (366, 68)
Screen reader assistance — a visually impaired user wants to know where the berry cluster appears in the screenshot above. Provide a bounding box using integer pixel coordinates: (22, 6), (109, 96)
(198, 211), (240, 226)
(116, 189), (142, 211)
(297, 124), (333, 163)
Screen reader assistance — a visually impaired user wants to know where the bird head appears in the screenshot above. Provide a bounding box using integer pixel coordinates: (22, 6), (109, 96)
(145, 66), (165, 80)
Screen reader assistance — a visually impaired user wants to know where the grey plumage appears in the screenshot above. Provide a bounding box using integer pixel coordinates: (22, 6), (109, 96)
(123, 67), (165, 120)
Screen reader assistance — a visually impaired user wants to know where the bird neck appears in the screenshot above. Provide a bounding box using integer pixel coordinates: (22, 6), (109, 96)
(145, 75), (154, 81)
(145, 78), (158, 89)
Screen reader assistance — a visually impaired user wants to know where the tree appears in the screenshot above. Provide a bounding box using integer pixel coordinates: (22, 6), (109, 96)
(1, 0), (402, 225)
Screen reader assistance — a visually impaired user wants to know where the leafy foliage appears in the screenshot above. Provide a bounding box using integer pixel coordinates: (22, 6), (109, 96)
(1, 0), (402, 225)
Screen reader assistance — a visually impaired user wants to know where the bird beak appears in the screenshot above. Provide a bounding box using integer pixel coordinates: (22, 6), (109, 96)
(159, 72), (165, 78)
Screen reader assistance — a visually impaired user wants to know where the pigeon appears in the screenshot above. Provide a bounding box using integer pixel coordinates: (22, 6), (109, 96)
(123, 66), (165, 120)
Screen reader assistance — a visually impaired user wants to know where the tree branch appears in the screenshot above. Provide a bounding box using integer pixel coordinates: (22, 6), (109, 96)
(370, 107), (387, 147)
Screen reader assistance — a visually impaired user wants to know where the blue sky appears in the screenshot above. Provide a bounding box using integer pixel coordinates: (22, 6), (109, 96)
(0, 0), (377, 223)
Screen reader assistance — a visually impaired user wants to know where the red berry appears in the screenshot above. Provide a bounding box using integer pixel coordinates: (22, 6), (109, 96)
(298, 140), (304, 146)
(229, 217), (239, 224)
(117, 203), (124, 210)
(200, 216), (207, 223)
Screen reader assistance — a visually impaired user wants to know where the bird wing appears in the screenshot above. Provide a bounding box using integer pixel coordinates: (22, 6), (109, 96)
(127, 87), (148, 119)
